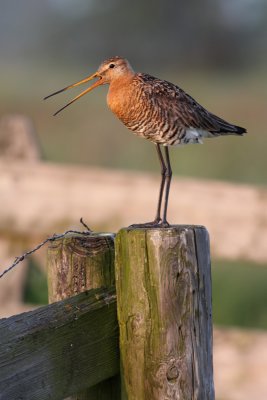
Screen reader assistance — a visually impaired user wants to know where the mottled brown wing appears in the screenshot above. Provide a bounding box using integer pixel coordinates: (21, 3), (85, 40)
(138, 73), (245, 135)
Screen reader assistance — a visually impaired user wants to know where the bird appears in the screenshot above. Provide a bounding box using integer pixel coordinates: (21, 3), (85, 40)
(44, 56), (246, 227)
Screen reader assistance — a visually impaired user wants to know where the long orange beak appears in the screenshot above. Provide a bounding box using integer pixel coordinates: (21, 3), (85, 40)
(44, 72), (103, 116)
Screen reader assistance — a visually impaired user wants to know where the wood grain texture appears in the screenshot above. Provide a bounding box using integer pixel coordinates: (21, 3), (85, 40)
(47, 233), (120, 400)
(0, 288), (119, 400)
(115, 225), (214, 400)
(47, 233), (115, 301)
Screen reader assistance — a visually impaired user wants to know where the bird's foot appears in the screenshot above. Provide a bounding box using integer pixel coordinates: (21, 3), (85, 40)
(129, 219), (170, 229)
(161, 220), (170, 228)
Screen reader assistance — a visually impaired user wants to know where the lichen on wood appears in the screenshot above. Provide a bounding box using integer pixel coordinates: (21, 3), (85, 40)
(115, 225), (214, 400)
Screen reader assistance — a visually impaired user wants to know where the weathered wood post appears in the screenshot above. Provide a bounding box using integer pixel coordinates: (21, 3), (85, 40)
(47, 232), (120, 400)
(115, 225), (214, 400)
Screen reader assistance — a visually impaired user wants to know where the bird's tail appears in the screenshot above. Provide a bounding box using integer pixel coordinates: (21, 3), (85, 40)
(224, 123), (246, 135)
(211, 114), (247, 135)
(232, 125), (247, 135)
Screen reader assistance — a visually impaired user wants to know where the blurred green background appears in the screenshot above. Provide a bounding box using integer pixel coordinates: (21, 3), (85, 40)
(1, 0), (267, 329)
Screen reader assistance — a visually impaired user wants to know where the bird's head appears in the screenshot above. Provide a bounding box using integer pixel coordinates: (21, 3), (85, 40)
(44, 56), (133, 115)
(97, 56), (134, 82)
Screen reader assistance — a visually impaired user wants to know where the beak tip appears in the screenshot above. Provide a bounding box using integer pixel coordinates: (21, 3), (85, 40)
(44, 72), (99, 116)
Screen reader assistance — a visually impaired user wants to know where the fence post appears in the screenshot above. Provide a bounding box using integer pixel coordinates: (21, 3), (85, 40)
(115, 225), (215, 400)
(47, 232), (120, 400)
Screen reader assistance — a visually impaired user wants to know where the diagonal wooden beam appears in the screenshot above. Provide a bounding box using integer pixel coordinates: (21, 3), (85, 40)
(0, 287), (119, 400)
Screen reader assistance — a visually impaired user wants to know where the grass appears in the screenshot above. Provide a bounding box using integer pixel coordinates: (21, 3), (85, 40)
(212, 260), (267, 329)
(23, 259), (48, 305)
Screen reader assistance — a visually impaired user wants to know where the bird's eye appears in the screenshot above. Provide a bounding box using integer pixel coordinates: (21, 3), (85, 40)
(109, 63), (115, 69)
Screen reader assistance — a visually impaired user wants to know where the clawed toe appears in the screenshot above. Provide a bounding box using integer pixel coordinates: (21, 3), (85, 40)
(160, 221), (170, 228)
(129, 219), (170, 229)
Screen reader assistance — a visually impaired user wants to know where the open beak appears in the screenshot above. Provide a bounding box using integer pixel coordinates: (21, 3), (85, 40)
(44, 72), (103, 116)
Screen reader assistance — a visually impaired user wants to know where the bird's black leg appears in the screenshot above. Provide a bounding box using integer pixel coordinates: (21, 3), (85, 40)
(129, 144), (167, 228)
(161, 146), (172, 227)
(154, 144), (166, 224)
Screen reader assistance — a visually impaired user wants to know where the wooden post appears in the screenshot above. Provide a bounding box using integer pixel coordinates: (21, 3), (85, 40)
(47, 232), (120, 400)
(115, 225), (214, 400)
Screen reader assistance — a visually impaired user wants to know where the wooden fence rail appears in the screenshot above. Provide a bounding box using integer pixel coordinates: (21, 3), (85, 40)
(1, 160), (267, 263)
(0, 287), (119, 400)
